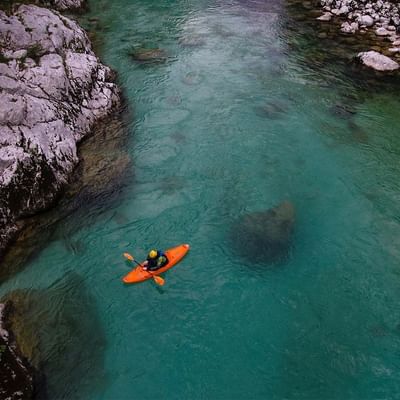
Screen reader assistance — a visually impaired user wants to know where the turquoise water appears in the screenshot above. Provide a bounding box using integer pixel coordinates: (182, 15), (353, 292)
(3, 0), (400, 398)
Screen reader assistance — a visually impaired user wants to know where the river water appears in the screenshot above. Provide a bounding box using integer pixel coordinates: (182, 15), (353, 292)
(3, 0), (400, 398)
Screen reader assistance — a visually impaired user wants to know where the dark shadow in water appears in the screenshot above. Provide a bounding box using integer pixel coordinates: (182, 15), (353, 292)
(61, 236), (87, 256)
(170, 131), (186, 143)
(0, 104), (133, 283)
(230, 201), (295, 266)
(159, 176), (186, 195)
(328, 103), (357, 120)
(255, 100), (290, 120)
(348, 120), (369, 144)
(2, 271), (107, 400)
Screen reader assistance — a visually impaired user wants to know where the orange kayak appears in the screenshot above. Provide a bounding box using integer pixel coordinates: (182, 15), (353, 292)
(122, 244), (190, 284)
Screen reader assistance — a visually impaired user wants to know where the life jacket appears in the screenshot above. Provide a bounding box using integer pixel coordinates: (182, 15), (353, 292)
(147, 250), (168, 270)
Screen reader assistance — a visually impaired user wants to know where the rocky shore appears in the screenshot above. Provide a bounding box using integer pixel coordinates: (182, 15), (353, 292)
(315, 0), (400, 71)
(0, 3), (121, 258)
(0, 2), (124, 397)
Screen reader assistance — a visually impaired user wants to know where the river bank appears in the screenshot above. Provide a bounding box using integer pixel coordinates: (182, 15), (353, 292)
(313, 0), (400, 70)
(0, 3), (121, 259)
(0, 2), (130, 397)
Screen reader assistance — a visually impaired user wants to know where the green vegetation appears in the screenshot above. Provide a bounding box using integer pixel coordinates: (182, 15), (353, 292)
(26, 43), (43, 63)
(0, 51), (8, 64)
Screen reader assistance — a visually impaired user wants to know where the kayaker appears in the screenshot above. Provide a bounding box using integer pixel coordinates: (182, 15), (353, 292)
(143, 249), (168, 271)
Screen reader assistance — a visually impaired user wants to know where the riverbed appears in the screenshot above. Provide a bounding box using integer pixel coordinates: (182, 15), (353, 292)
(2, 0), (400, 398)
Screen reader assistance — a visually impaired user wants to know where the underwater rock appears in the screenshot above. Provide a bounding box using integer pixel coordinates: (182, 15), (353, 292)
(256, 101), (289, 120)
(0, 303), (37, 400)
(2, 272), (107, 399)
(317, 12), (332, 21)
(181, 71), (202, 85)
(328, 103), (357, 119)
(348, 120), (369, 143)
(129, 48), (167, 63)
(231, 201), (295, 264)
(357, 50), (400, 71)
(170, 131), (186, 143)
(159, 176), (186, 195)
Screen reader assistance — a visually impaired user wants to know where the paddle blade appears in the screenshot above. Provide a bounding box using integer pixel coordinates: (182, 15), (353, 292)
(123, 252), (134, 261)
(153, 275), (165, 286)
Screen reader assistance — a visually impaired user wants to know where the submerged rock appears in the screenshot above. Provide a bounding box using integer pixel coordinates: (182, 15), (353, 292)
(317, 12), (332, 21)
(0, 303), (37, 399)
(348, 120), (369, 143)
(256, 101), (289, 120)
(129, 48), (167, 63)
(231, 201), (295, 264)
(328, 103), (357, 119)
(0, 5), (121, 258)
(2, 272), (107, 399)
(357, 50), (400, 71)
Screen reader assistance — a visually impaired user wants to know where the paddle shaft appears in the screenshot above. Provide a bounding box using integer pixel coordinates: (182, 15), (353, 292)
(129, 257), (163, 283)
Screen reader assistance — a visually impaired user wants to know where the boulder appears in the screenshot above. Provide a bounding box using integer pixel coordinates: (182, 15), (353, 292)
(0, 303), (37, 399)
(358, 15), (374, 27)
(231, 201), (295, 264)
(337, 5), (349, 15)
(129, 48), (167, 63)
(0, 5), (121, 258)
(341, 21), (359, 33)
(357, 50), (400, 71)
(375, 27), (391, 35)
(2, 272), (107, 399)
(317, 12), (333, 21)
(50, 0), (86, 11)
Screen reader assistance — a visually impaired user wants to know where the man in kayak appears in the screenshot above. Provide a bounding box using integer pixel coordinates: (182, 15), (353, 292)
(143, 249), (169, 271)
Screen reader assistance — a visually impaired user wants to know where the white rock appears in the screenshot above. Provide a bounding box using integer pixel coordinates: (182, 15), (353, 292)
(0, 5), (121, 252)
(317, 12), (333, 21)
(338, 5), (349, 15)
(357, 50), (400, 71)
(388, 47), (400, 53)
(341, 21), (358, 33)
(52, 0), (86, 11)
(375, 27), (391, 35)
(358, 15), (374, 26)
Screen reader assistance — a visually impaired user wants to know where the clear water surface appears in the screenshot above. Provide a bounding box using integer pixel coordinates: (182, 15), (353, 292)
(2, 0), (400, 398)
